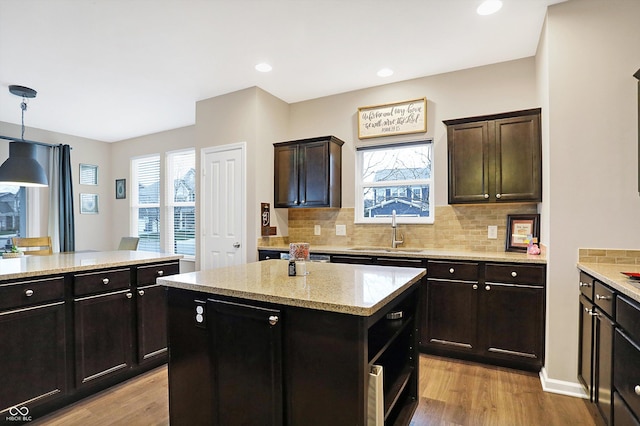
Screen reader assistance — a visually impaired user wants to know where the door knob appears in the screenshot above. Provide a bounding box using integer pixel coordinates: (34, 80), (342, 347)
(268, 315), (279, 326)
(233, 242), (241, 248)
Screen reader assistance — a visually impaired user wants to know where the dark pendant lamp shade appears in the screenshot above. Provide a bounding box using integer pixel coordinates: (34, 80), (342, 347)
(0, 142), (48, 187)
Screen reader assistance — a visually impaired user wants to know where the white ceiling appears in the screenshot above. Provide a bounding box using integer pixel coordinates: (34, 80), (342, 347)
(0, 0), (565, 143)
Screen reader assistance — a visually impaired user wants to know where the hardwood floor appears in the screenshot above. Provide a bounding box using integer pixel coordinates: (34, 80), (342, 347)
(32, 355), (599, 426)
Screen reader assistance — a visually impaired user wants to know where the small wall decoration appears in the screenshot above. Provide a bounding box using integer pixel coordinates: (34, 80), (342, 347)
(505, 214), (540, 252)
(357, 97), (427, 139)
(80, 193), (99, 214)
(115, 179), (126, 199)
(79, 164), (98, 185)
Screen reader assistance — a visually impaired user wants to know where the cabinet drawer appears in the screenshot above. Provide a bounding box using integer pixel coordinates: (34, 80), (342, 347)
(593, 281), (615, 318)
(614, 391), (640, 426)
(0, 276), (65, 311)
(137, 262), (180, 286)
(618, 296), (640, 345)
(486, 264), (544, 286)
(376, 257), (426, 269)
(579, 272), (595, 300)
(74, 268), (130, 296)
(614, 330), (640, 419)
(427, 260), (478, 281)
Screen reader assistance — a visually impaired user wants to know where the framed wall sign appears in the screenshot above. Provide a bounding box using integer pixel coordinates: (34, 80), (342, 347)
(80, 193), (99, 214)
(115, 179), (126, 199)
(357, 97), (427, 139)
(505, 214), (540, 252)
(79, 164), (98, 185)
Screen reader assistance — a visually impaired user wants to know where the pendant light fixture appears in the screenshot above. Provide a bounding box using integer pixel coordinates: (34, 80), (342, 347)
(0, 85), (48, 187)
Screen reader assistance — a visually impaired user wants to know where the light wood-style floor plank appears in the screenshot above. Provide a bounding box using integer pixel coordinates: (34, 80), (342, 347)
(32, 355), (600, 425)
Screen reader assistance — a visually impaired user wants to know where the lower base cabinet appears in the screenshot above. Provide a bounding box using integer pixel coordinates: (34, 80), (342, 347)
(167, 285), (419, 425)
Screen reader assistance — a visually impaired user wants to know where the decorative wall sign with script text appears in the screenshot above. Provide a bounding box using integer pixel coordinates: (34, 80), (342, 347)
(357, 97), (427, 139)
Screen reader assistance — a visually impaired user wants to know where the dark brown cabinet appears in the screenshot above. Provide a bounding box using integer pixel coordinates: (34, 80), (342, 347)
(422, 260), (545, 371)
(444, 108), (541, 204)
(74, 289), (134, 387)
(0, 276), (66, 417)
(274, 135), (343, 208)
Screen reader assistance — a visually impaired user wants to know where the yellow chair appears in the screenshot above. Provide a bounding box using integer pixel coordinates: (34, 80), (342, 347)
(118, 237), (140, 250)
(13, 236), (53, 255)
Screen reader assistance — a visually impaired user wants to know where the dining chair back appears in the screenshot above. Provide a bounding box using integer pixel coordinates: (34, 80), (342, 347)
(118, 237), (140, 250)
(12, 236), (53, 255)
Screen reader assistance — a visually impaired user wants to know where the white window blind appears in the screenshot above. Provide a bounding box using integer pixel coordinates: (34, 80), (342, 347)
(166, 150), (195, 257)
(131, 155), (161, 252)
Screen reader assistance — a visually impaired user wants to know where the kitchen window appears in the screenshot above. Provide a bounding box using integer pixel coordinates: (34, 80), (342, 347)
(355, 141), (433, 224)
(166, 149), (195, 257)
(131, 155), (161, 252)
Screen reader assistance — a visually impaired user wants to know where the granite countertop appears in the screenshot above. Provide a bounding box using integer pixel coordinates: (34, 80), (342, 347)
(0, 250), (183, 281)
(258, 244), (547, 264)
(158, 259), (426, 316)
(577, 262), (640, 303)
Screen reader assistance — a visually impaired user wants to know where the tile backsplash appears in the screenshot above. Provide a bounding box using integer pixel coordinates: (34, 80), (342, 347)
(578, 249), (640, 264)
(261, 203), (538, 252)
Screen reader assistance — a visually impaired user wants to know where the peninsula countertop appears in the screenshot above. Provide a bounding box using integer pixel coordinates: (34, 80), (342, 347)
(577, 262), (640, 303)
(158, 259), (426, 316)
(0, 250), (183, 281)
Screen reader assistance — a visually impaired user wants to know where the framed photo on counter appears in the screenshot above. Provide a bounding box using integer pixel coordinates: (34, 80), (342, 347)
(505, 214), (540, 252)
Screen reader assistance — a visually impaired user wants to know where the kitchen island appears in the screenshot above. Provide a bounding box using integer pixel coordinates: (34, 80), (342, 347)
(159, 259), (426, 425)
(0, 250), (181, 422)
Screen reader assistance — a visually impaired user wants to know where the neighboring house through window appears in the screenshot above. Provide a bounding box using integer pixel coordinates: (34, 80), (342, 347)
(0, 186), (25, 250)
(355, 141), (434, 224)
(166, 149), (195, 257)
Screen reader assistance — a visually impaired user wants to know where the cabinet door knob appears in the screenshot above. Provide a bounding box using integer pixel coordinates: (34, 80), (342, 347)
(484, 194), (489, 199)
(635, 385), (640, 395)
(138, 290), (145, 296)
(268, 315), (279, 326)
(25, 289), (34, 297)
(496, 193), (502, 199)
(102, 278), (110, 285)
(595, 294), (611, 301)
(579, 281), (591, 288)
(449, 268), (455, 274)
(126, 293), (133, 299)
(472, 284), (478, 290)
(265, 256), (271, 260)
(157, 270), (164, 276)
(485, 285), (491, 291)
(511, 271), (517, 277)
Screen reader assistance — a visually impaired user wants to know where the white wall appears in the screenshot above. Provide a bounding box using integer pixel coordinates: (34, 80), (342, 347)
(541, 0), (640, 385)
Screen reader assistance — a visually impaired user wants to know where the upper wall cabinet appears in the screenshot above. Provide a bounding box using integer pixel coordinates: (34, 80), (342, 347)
(274, 136), (343, 208)
(444, 109), (542, 204)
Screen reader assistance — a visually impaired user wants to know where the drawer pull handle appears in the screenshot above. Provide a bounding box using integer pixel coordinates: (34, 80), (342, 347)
(589, 310), (600, 317)
(595, 294), (611, 301)
(484, 194), (489, 199)
(157, 270), (164, 276)
(485, 285), (491, 291)
(102, 278), (110, 285)
(579, 282), (591, 288)
(635, 385), (640, 396)
(496, 193), (502, 199)
(25, 289), (34, 297)
(449, 268), (455, 274)
(268, 315), (279, 326)
(126, 293), (133, 299)
(511, 271), (517, 278)
(138, 290), (145, 296)
(473, 284), (478, 290)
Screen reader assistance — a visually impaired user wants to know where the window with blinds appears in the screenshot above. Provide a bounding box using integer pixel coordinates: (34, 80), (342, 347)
(166, 150), (195, 257)
(131, 155), (161, 252)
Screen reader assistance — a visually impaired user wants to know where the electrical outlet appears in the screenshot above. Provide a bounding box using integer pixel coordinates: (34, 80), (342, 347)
(314, 225), (321, 235)
(335, 224), (347, 236)
(488, 225), (498, 239)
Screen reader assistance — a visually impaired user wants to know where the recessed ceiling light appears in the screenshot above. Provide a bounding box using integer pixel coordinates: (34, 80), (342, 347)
(477, 0), (503, 15)
(255, 63), (272, 73)
(377, 68), (394, 77)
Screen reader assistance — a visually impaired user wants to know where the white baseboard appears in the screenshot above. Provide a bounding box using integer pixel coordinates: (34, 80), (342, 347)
(539, 366), (589, 398)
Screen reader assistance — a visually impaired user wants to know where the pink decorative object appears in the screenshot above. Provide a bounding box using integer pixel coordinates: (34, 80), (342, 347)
(289, 243), (310, 261)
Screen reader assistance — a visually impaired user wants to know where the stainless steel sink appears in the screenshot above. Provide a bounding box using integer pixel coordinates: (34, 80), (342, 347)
(346, 247), (425, 253)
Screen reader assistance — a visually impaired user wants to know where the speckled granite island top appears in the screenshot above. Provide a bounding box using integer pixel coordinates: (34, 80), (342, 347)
(577, 262), (640, 303)
(158, 259), (426, 316)
(0, 250), (182, 281)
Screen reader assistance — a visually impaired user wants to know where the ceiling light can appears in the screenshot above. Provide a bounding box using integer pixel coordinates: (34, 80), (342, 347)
(477, 0), (503, 16)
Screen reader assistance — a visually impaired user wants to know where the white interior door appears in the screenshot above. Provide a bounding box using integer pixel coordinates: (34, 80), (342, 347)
(201, 143), (246, 270)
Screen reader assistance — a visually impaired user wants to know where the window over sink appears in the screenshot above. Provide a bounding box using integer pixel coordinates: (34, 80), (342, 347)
(355, 140), (433, 224)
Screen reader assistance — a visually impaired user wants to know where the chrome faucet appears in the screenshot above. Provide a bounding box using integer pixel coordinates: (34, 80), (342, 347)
(391, 210), (404, 248)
